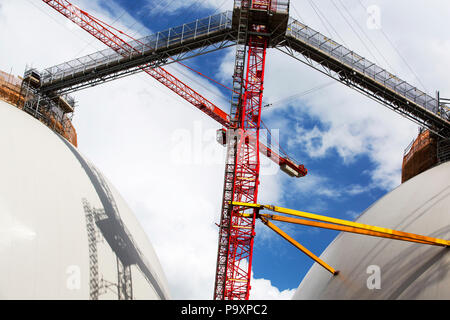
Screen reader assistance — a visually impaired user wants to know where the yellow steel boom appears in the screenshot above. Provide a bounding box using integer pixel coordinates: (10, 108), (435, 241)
(231, 201), (450, 275)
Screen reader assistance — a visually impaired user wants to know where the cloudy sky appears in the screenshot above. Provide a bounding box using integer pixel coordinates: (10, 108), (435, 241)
(1, 0), (449, 299)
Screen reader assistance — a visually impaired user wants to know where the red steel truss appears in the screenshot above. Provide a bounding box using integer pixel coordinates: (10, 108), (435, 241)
(223, 35), (268, 300)
(42, 0), (231, 127)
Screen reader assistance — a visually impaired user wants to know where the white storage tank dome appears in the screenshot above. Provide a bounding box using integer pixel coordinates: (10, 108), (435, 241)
(0, 100), (170, 300)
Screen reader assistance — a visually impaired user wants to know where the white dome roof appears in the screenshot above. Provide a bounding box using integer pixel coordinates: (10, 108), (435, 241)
(0, 100), (170, 300)
(294, 161), (450, 300)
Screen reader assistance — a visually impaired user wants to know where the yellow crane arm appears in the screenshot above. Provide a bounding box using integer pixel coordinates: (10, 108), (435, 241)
(232, 202), (450, 247)
(260, 213), (443, 246)
(231, 201), (450, 276)
(259, 216), (338, 276)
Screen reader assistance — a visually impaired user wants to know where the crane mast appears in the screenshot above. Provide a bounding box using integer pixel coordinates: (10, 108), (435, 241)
(214, 0), (288, 300)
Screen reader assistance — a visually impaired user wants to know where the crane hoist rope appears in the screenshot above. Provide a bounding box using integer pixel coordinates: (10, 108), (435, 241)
(263, 81), (336, 109)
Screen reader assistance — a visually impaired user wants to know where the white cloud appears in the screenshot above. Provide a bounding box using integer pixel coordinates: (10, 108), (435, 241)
(222, 260), (297, 300)
(292, 172), (372, 203)
(258, 48), (419, 191)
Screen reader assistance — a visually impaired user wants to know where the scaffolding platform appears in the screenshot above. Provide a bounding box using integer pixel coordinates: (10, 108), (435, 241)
(0, 69), (78, 147)
(401, 130), (438, 183)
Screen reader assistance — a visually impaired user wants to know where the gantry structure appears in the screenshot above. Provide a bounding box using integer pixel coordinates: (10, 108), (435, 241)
(18, 0), (450, 300)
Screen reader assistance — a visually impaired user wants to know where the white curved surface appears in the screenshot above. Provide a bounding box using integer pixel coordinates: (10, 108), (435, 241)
(294, 161), (450, 300)
(0, 100), (170, 300)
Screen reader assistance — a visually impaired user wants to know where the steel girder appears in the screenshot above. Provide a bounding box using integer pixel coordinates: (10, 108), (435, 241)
(38, 10), (450, 140)
(276, 17), (450, 138)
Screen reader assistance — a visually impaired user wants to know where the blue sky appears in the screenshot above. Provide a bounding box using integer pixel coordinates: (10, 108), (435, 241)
(2, 0), (449, 299)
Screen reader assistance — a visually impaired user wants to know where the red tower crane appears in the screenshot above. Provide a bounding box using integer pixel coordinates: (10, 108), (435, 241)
(27, 0), (450, 300)
(39, 0), (306, 300)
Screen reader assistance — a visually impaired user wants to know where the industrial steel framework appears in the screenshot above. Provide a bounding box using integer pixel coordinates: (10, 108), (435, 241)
(36, 2), (450, 137)
(234, 201), (450, 276)
(20, 0), (450, 300)
(216, 34), (269, 300)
